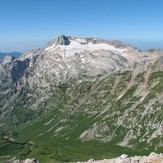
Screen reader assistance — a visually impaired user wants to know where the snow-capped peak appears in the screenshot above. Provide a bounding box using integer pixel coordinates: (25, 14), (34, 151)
(45, 35), (128, 58)
(19, 35), (162, 64)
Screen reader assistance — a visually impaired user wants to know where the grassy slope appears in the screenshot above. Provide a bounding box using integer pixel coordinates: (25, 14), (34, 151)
(0, 69), (163, 162)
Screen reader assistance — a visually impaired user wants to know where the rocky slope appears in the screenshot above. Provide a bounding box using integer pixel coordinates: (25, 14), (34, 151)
(0, 35), (163, 162)
(80, 153), (163, 163)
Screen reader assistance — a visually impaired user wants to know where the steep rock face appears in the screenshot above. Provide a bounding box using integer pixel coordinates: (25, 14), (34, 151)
(0, 56), (15, 83)
(0, 55), (30, 85)
(55, 35), (70, 45)
(46, 35), (70, 47)
(11, 59), (30, 83)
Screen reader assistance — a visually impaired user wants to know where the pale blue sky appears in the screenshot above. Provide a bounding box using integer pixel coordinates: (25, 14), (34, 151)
(0, 0), (163, 52)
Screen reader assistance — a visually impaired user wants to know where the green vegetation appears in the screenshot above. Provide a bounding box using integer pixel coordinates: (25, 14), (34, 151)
(0, 70), (163, 162)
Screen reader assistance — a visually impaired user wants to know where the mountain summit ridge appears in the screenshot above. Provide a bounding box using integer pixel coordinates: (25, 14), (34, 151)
(0, 35), (163, 162)
(46, 35), (70, 47)
(1, 35), (163, 94)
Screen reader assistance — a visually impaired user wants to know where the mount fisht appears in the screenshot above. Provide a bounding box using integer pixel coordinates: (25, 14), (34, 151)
(0, 35), (163, 162)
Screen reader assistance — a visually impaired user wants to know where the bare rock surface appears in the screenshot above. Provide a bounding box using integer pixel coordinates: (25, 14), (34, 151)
(79, 153), (163, 163)
(13, 158), (39, 163)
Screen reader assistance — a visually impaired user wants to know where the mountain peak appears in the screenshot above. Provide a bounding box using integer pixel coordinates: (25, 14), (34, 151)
(46, 35), (70, 48)
(55, 35), (70, 45)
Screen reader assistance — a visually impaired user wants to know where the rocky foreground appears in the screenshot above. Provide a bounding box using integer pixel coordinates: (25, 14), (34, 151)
(13, 158), (39, 163)
(79, 153), (163, 163)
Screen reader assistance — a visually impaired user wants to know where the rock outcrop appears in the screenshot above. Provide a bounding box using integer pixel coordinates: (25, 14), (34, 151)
(13, 158), (40, 163)
(79, 153), (163, 163)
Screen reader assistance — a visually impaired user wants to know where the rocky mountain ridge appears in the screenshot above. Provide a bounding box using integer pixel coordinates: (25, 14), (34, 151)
(1, 35), (162, 87)
(0, 35), (163, 162)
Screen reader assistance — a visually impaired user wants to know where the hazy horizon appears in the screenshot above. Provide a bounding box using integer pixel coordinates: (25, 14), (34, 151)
(0, 38), (163, 53)
(0, 0), (163, 52)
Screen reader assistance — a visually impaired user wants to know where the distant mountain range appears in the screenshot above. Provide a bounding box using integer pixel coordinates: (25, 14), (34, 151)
(0, 35), (162, 162)
(0, 51), (22, 60)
